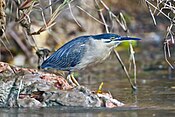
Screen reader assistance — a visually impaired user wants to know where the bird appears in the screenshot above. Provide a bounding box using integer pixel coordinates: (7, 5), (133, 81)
(41, 33), (141, 86)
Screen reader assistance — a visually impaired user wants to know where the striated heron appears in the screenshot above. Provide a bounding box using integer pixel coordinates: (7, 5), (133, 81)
(41, 33), (141, 86)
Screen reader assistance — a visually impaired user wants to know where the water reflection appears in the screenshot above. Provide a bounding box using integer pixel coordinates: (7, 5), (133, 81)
(1, 107), (175, 117)
(1, 53), (175, 117)
(0, 72), (175, 117)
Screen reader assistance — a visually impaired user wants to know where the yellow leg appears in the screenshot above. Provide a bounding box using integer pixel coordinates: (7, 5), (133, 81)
(67, 74), (75, 86)
(97, 82), (104, 94)
(70, 73), (80, 86)
(67, 72), (80, 86)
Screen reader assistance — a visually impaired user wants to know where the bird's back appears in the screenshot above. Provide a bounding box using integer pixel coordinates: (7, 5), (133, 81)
(41, 36), (90, 71)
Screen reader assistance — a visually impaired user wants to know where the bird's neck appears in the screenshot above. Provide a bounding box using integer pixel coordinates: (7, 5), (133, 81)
(106, 42), (121, 49)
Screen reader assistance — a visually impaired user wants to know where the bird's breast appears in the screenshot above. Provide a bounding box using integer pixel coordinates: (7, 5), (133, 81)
(74, 39), (112, 70)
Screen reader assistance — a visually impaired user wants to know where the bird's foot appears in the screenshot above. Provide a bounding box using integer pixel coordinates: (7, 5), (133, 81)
(67, 74), (80, 87)
(96, 82), (104, 94)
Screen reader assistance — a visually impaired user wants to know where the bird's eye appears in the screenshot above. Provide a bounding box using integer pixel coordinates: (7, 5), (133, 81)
(110, 37), (115, 41)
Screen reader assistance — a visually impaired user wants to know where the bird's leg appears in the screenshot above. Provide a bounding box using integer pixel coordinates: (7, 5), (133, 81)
(70, 73), (80, 86)
(96, 82), (104, 94)
(67, 72), (80, 87)
(67, 74), (76, 87)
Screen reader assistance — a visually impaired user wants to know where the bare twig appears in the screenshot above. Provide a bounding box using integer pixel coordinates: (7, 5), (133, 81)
(77, 5), (108, 26)
(114, 49), (137, 90)
(30, 0), (73, 35)
(163, 41), (174, 69)
(129, 43), (137, 86)
(144, 0), (175, 67)
(48, 0), (52, 16)
(99, 0), (128, 32)
(145, 1), (157, 25)
(99, 10), (109, 33)
(144, 0), (172, 21)
(68, 2), (82, 27)
(0, 0), (6, 37)
(94, 0), (109, 33)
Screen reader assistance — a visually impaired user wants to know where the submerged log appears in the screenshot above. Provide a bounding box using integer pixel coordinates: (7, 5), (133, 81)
(0, 62), (124, 108)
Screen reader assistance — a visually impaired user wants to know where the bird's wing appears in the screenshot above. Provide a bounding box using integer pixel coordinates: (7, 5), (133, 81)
(41, 39), (87, 71)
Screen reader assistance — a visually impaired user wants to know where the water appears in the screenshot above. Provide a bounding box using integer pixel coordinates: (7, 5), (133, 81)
(1, 49), (175, 117)
(0, 67), (175, 117)
(1, 107), (175, 117)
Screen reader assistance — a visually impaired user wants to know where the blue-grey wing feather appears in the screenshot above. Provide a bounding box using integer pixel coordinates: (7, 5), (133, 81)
(41, 36), (89, 71)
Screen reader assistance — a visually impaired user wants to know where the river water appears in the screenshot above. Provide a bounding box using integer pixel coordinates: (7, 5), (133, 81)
(1, 48), (175, 117)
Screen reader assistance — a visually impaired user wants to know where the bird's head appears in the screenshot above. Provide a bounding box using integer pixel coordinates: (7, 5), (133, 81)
(92, 33), (141, 48)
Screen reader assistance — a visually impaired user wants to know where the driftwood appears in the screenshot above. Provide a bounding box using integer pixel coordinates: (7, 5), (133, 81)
(0, 62), (124, 108)
(0, 0), (5, 37)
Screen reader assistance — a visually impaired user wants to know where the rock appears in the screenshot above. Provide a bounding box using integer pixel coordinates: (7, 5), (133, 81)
(0, 62), (124, 108)
(44, 86), (101, 107)
(18, 97), (44, 108)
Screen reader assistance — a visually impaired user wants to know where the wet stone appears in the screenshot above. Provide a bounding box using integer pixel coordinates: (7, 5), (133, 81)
(0, 62), (124, 108)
